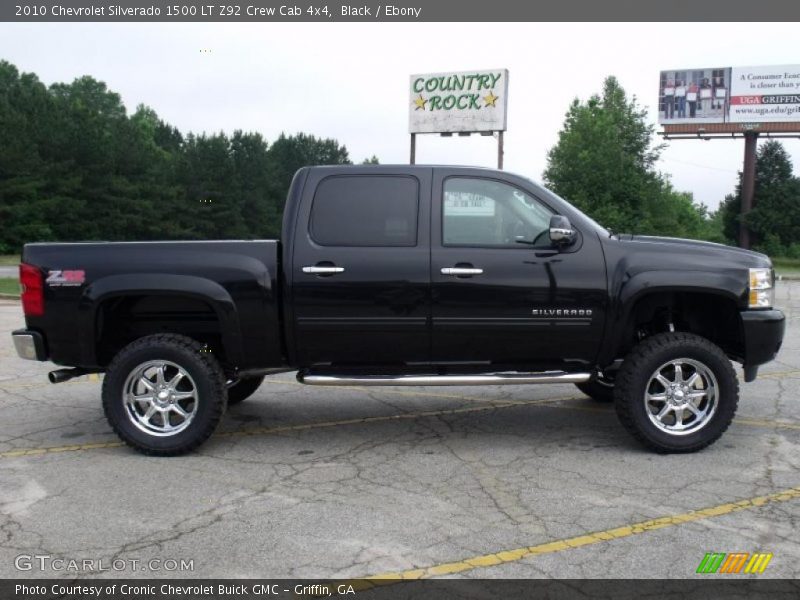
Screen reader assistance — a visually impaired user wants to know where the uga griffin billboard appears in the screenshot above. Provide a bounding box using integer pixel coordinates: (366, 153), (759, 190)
(408, 69), (509, 134)
(659, 64), (800, 125)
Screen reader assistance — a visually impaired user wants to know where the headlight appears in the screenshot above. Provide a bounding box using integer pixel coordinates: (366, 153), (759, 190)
(749, 268), (774, 308)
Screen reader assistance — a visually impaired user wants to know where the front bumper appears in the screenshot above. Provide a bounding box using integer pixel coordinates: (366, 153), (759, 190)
(741, 309), (785, 369)
(11, 329), (47, 361)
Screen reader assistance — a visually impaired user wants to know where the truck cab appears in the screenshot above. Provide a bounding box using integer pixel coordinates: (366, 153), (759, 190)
(284, 166), (608, 370)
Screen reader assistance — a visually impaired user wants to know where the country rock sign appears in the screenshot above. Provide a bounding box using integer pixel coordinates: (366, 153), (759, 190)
(408, 69), (509, 134)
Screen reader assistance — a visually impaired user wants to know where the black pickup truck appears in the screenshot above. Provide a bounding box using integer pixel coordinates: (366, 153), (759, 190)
(12, 165), (785, 456)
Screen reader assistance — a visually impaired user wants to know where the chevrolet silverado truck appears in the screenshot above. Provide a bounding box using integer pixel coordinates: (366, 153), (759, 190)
(11, 165), (785, 456)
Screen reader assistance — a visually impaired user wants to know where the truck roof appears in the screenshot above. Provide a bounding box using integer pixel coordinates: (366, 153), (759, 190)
(306, 164), (506, 173)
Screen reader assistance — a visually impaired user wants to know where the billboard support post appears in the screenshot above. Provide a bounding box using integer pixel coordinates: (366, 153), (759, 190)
(740, 131), (759, 249)
(497, 131), (504, 170)
(409, 133), (416, 165)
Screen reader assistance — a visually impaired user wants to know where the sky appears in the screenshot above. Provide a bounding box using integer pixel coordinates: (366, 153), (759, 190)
(1, 22), (798, 210)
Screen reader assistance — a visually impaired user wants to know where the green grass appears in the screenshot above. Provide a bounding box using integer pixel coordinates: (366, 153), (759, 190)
(772, 257), (800, 276)
(773, 257), (800, 268)
(0, 278), (20, 296)
(0, 255), (20, 266)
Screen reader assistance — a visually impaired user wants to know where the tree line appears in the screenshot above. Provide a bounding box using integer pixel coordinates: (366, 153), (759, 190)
(1, 63), (798, 255)
(0, 60), (352, 253)
(717, 141), (800, 257)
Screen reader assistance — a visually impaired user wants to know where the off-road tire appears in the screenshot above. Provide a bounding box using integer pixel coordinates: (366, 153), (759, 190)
(226, 376), (265, 405)
(614, 332), (738, 453)
(102, 334), (227, 456)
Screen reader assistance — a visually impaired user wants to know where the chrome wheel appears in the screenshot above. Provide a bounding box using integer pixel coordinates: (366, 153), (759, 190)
(643, 358), (718, 436)
(123, 360), (198, 437)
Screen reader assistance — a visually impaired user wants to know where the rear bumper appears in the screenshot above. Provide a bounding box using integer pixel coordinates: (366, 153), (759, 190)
(11, 329), (47, 361)
(741, 309), (785, 368)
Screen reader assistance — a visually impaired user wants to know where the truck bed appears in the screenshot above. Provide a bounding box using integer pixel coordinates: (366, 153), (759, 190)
(21, 240), (283, 371)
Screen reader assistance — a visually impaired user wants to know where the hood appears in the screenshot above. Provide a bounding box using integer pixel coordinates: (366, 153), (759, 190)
(616, 234), (771, 269)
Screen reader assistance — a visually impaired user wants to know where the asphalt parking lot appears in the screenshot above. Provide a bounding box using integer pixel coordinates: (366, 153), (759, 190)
(0, 283), (798, 581)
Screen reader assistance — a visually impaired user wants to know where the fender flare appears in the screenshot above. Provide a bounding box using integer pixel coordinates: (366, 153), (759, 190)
(78, 273), (244, 367)
(600, 269), (746, 364)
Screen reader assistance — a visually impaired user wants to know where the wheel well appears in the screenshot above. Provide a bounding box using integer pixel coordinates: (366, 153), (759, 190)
(621, 292), (743, 361)
(95, 295), (227, 368)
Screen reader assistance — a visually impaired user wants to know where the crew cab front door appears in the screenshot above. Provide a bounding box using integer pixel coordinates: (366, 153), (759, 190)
(430, 171), (607, 367)
(291, 169), (431, 366)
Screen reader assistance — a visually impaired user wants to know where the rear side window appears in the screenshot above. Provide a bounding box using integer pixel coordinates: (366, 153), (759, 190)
(310, 176), (419, 247)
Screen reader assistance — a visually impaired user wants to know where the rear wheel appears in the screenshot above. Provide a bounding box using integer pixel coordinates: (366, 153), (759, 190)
(102, 334), (227, 456)
(226, 376), (265, 405)
(614, 332), (738, 453)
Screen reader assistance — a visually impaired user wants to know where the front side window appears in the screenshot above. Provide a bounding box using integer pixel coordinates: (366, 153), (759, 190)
(443, 178), (553, 247)
(310, 175), (419, 247)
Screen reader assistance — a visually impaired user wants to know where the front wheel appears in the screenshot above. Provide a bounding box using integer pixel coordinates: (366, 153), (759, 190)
(614, 332), (739, 453)
(102, 334), (227, 456)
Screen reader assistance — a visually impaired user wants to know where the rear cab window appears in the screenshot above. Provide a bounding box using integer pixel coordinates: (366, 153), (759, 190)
(310, 176), (419, 246)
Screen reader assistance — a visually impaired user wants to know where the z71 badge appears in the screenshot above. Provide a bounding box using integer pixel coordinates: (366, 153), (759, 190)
(46, 270), (85, 287)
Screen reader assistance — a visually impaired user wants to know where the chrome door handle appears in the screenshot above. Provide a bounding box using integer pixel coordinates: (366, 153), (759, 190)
(302, 266), (345, 274)
(441, 267), (483, 276)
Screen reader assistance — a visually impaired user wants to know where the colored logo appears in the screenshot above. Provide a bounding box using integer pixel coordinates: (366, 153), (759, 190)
(696, 552), (773, 574)
(45, 270), (85, 287)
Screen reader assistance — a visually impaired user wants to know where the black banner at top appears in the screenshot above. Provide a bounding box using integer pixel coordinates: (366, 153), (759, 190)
(3, 0), (800, 22)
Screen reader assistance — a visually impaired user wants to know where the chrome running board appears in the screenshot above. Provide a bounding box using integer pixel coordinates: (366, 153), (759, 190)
(297, 370), (591, 386)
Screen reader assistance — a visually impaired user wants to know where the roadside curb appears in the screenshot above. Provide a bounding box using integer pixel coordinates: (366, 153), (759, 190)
(0, 294), (20, 300)
(777, 275), (800, 281)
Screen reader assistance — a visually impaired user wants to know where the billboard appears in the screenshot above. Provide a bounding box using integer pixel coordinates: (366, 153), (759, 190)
(659, 64), (800, 125)
(409, 69), (508, 134)
(729, 65), (800, 122)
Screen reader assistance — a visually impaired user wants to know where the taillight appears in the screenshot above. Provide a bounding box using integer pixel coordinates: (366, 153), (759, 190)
(20, 263), (44, 317)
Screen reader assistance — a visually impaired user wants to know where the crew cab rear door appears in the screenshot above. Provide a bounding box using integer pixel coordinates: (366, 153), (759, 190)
(430, 169), (607, 366)
(290, 167), (432, 366)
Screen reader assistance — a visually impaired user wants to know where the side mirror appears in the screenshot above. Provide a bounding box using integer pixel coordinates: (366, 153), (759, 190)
(549, 215), (576, 245)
